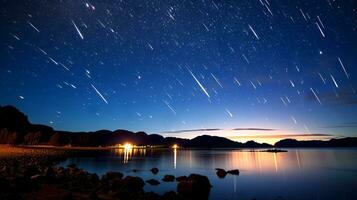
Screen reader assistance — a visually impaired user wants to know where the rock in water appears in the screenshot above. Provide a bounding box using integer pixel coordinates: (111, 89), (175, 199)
(162, 175), (175, 182)
(150, 167), (159, 174)
(227, 169), (240, 175)
(146, 179), (160, 185)
(215, 168), (227, 178)
(177, 173), (212, 199)
(176, 176), (188, 182)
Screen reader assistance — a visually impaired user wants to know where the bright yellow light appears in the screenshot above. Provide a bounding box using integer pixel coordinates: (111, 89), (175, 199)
(172, 144), (178, 149)
(124, 143), (133, 149)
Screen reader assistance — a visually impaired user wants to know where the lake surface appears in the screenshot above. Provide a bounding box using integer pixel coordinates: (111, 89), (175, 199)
(58, 148), (357, 200)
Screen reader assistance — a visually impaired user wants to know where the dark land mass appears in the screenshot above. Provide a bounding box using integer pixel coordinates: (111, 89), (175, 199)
(275, 137), (357, 148)
(1, 105), (357, 148)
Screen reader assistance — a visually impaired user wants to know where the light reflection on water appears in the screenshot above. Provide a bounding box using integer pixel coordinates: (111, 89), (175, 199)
(59, 148), (357, 200)
(173, 148), (177, 169)
(117, 148), (147, 164)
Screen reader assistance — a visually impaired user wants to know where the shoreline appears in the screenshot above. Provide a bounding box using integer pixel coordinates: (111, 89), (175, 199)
(2, 144), (269, 151)
(0, 146), (213, 200)
(13, 145), (357, 150)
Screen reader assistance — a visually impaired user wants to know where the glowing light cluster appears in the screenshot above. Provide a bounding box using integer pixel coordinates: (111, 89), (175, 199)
(124, 143), (133, 149)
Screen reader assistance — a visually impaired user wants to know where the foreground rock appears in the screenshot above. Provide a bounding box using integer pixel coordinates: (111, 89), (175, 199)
(103, 171), (124, 180)
(176, 175), (188, 182)
(177, 174), (212, 200)
(150, 167), (159, 174)
(215, 168), (227, 178)
(122, 176), (145, 192)
(215, 168), (240, 178)
(162, 174), (175, 182)
(227, 169), (240, 175)
(146, 179), (160, 185)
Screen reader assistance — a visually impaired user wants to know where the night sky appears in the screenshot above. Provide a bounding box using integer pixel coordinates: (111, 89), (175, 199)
(1, 0), (357, 143)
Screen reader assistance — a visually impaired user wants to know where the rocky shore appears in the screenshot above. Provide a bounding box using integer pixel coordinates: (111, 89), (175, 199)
(0, 146), (212, 200)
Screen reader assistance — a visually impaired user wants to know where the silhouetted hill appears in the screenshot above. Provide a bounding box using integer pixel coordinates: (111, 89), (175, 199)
(1, 105), (356, 148)
(186, 135), (271, 148)
(243, 140), (272, 148)
(0, 105), (30, 127)
(275, 138), (357, 147)
(188, 135), (238, 148)
(0, 105), (31, 144)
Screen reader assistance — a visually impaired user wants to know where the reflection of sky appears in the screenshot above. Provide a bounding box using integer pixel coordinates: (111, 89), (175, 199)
(58, 149), (357, 200)
(60, 149), (357, 175)
(1, 1), (357, 140)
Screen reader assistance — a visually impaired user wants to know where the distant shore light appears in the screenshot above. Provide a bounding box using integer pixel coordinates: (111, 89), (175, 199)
(172, 144), (179, 149)
(124, 143), (133, 149)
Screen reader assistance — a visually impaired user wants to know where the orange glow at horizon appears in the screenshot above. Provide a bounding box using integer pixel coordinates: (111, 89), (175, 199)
(229, 134), (334, 144)
(162, 129), (335, 145)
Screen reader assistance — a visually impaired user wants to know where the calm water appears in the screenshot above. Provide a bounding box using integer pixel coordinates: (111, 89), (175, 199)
(58, 148), (357, 200)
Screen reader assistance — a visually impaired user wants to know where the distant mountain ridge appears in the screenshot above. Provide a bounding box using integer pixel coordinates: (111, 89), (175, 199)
(275, 138), (357, 148)
(1, 105), (356, 148)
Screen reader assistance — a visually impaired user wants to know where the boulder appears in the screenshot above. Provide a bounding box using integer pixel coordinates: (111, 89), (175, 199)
(103, 171), (124, 180)
(143, 192), (161, 200)
(146, 179), (160, 186)
(150, 167), (159, 174)
(162, 175), (175, 182)
(227, 169), (240, 175)
(176, 176), (188, 182)
(177, 174), (211, 199)
(162, 191), (180, 200)
(215, 168), (227, 178)
(122, 176), (145, 192)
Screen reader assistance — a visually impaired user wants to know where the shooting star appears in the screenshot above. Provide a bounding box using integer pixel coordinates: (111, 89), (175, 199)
(91, 84), (108, 104)
(188, 69), (210, 98)
(310, 88), (322, 105)
(71, 20), (84, 40)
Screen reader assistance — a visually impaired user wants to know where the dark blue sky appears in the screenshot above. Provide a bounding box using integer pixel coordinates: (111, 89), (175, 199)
(0, 0), (356, 140)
